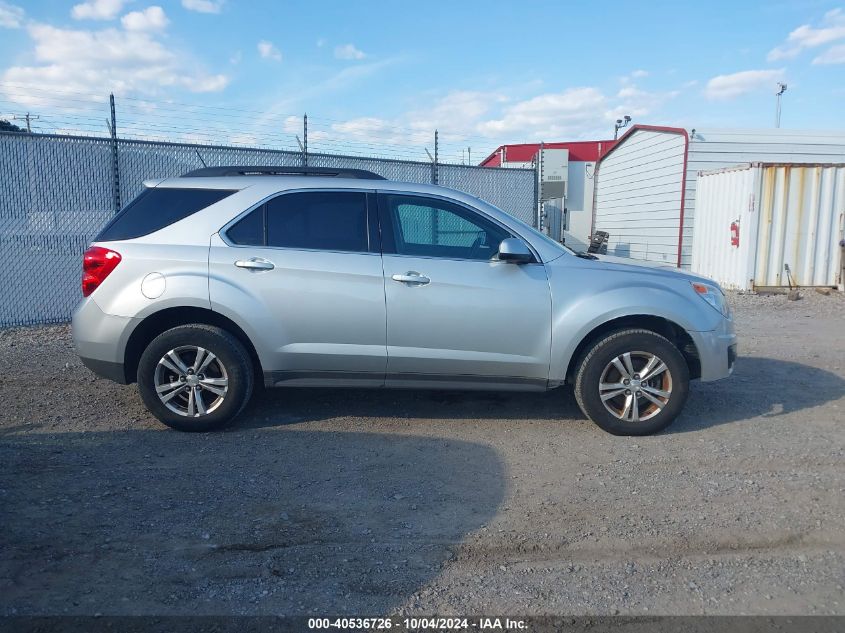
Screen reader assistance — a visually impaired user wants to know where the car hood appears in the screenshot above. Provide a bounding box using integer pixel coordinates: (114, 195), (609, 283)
(569, 253), (717, 286)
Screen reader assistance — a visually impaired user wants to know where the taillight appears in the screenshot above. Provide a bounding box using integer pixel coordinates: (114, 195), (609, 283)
(82, 246), (121, 297)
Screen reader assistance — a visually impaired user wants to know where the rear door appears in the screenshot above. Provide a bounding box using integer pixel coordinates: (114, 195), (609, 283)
(208, 189), (387, 386)
(378, 192), (552, 388)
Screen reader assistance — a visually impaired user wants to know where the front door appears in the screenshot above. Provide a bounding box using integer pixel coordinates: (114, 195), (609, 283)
(208, 190), (387, 386)
(378, 193), (552, 388)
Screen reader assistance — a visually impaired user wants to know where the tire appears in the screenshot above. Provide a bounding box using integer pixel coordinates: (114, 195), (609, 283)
(574, 328), (689, 436)
(137, 324), (254, 432)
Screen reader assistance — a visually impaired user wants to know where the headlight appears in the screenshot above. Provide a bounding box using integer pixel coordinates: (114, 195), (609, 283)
(691, 281), (729, 317)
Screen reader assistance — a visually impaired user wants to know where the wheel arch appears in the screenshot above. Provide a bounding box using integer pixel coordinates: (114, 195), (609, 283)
(563, 314), (700, 384)
(123, 306), (262, 384)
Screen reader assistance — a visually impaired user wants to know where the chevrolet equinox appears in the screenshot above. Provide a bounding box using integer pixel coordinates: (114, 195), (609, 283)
(72, 166), (737, 435)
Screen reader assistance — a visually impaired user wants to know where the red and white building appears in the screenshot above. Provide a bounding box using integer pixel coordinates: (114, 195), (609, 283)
(480, 140), (614, 250)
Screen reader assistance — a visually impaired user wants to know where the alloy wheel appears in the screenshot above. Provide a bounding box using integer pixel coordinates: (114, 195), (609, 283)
(153, 346), (229, 417)
(598, 351), (673, 423)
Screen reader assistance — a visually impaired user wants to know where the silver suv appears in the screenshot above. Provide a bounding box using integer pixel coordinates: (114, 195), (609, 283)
(72, 166), (737, 435)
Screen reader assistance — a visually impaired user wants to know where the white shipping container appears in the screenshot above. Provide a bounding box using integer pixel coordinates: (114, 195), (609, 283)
(692, 163), (845, 290)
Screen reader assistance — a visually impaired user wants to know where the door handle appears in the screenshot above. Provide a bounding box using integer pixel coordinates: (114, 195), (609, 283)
(392, 272), (430, 285)
(235, 257), (275, 271)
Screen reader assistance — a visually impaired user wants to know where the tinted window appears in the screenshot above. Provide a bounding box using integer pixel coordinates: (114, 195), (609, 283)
(226, 208), (264, 246)
(266, 192), (368, 252)
(97, 188), (236, 241)
(385, 195), (510, 260)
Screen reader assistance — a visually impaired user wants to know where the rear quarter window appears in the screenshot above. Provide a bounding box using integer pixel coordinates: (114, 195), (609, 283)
(96, 187), (237, 241)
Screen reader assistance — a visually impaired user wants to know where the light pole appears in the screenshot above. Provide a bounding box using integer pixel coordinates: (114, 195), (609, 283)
(614, 115), (631, 140)
(775, 82), (787, 128)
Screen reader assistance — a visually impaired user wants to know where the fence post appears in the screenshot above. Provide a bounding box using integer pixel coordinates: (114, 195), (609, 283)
(109, 93), (121, 214)
(533, 154), (539, 228)
(432, 129), (439, 185)
(536, 142), (544, 229)
(302, 113), (308, 167)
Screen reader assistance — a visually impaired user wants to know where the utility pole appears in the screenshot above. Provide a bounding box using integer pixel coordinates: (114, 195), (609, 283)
(467, 147), (471, 165)
(12, 112), (39, 132)
(775, 82), (787, 128)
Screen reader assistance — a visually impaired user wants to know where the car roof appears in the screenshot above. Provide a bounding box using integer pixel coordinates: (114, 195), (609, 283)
(152, 175), (462, 197)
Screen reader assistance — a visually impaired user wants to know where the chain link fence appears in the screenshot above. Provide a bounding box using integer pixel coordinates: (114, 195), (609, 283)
(0, 132), (535, 328)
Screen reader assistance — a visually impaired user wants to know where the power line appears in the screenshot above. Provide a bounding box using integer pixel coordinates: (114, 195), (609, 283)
(0, 85), (501, 165)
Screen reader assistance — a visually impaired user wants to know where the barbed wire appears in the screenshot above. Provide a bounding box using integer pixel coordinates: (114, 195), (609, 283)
(0, 82), (504, 165)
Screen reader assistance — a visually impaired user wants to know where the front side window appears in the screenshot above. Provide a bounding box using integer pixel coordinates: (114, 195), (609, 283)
(225, 191), (369, 252)
(383, 195), (510, 260)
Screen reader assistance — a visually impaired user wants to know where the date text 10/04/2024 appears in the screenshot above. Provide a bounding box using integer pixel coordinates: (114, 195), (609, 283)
(307, 617), (528, 630)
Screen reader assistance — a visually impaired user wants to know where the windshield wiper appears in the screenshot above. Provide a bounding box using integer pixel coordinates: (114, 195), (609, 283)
(575, 251), (599, 260)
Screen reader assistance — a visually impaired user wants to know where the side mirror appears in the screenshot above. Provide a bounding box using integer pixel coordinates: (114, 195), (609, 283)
(497, 238), (533, 263)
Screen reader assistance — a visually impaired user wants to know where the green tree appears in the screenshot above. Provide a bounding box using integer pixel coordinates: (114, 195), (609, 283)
(0, 119), (26, 133)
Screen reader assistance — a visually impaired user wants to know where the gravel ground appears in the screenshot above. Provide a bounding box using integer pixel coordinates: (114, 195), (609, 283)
(1, 291), (843, 616)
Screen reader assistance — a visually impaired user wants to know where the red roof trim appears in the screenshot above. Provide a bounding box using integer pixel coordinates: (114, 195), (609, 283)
(675, 131), (690, 269)
(480, 140), (615, 166)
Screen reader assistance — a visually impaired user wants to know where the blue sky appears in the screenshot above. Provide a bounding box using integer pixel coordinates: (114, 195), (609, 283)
(1, 0), (843, 162)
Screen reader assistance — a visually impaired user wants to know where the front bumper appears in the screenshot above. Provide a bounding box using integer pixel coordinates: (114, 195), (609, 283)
(72, 297), (138, 384)
(689, 316), (738, 382)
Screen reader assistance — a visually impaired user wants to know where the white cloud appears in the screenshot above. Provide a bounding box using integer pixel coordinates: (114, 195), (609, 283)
(264, 81), (677, 154)
(813, 43), (845, 64)
(121, 6), (168, 31)
(71, 0), (125, 20)
(768, 8), (845, 60)
(334, 43), (366, 60)
(316, 84), (674, 147)
(631, 69), (649, 78)
(408, 90), (502, 135)
(705, 69), (785, 100)
(1, 21), (229, 105)
(0, 1), (24, 28)
(478, 88), (606, 138)
(181, 0), (224, 13)
(257, 40), (282, 61)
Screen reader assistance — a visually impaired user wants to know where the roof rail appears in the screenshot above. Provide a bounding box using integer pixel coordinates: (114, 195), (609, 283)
(180, 166), (386, 180)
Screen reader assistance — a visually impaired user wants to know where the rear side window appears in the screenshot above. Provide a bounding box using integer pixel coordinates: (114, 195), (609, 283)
(226, 207), (264, 246)
(96, 187), (237, 241)
(226, 191), (369, 253)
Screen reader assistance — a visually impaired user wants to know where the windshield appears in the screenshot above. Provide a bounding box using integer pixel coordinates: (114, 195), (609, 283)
(473, 197), (577, 255)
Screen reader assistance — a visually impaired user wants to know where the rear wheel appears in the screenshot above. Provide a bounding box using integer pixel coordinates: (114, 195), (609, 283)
(137, 325), (254, 432)
(574, 329), (689, 436)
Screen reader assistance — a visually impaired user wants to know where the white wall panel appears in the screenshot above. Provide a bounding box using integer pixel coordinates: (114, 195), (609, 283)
(594, 130), (685, 264)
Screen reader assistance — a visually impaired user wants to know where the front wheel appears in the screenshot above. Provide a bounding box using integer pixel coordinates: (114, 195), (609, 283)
(137, 324), (254, 432)
(574, 329), (690, 436)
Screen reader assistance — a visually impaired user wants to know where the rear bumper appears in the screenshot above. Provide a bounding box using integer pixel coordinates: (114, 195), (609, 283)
(690, 316), (738, 382)
(72, 297), (138, 384)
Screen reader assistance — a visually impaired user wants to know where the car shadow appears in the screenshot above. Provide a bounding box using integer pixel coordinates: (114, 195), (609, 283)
(0, 429), (505, 616)
(239, 356), (844, 435)
(239, 384), (585, 429)
(669, 356), (845, 433)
